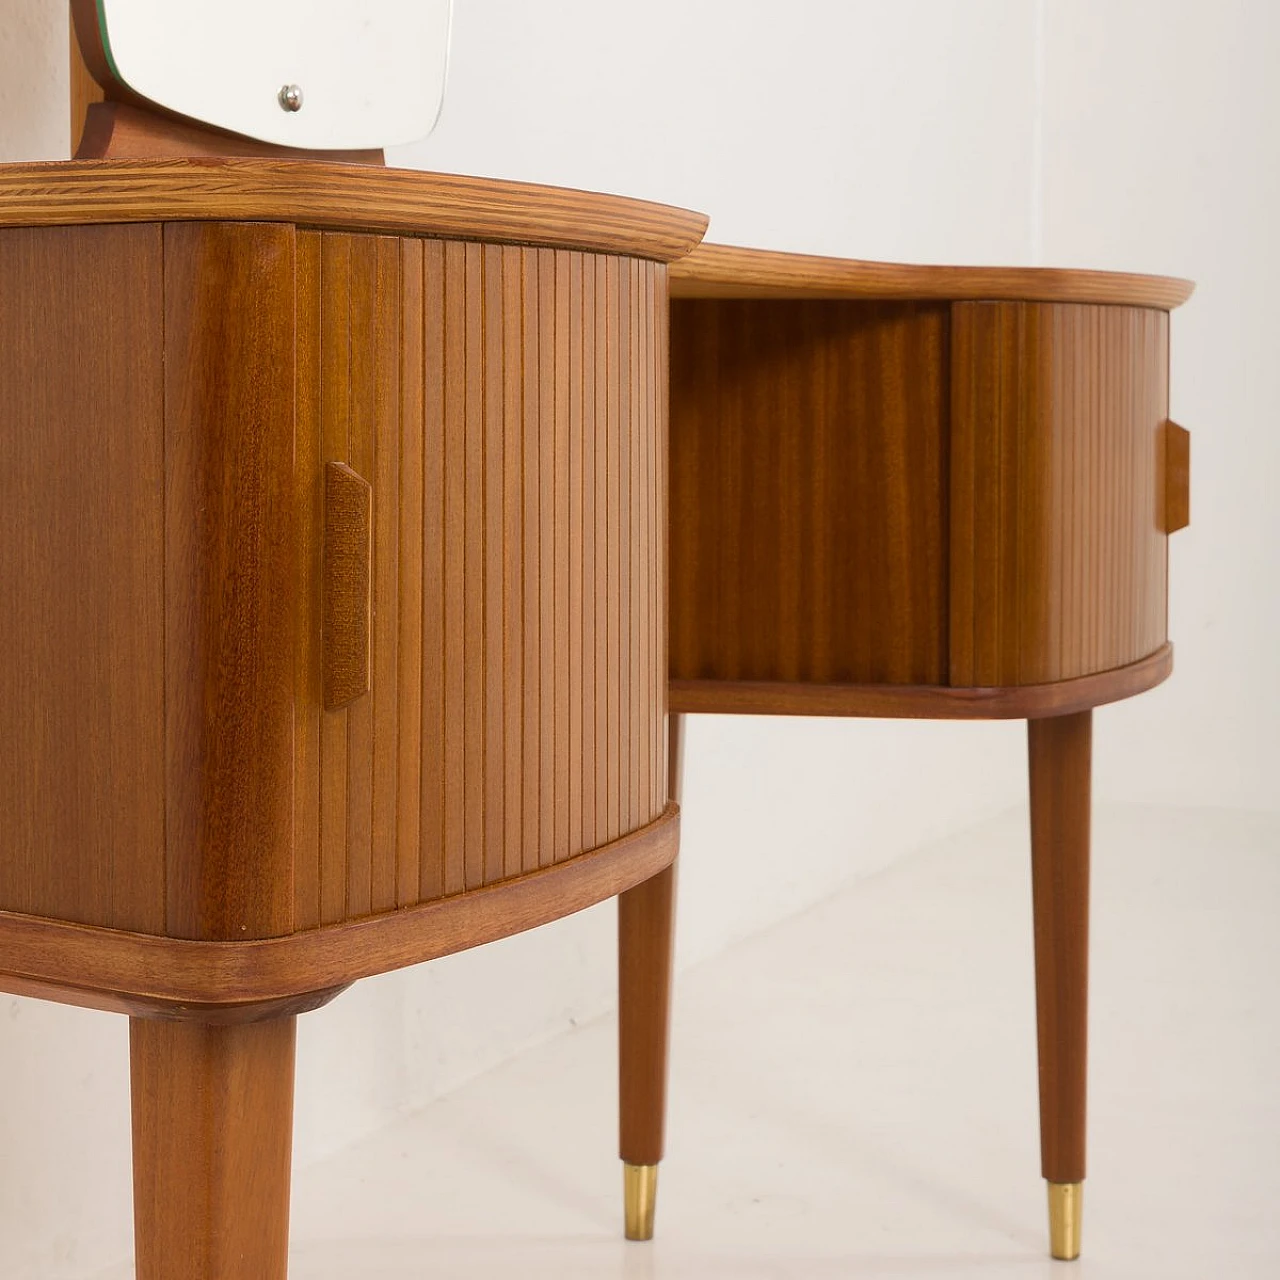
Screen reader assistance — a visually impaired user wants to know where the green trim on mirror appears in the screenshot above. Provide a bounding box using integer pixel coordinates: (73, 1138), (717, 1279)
(93, 0), (123, 82)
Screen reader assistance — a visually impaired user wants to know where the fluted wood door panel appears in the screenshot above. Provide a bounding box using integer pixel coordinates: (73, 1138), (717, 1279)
(295, 236), (667, 927)
(669, 299), (950, 686)
(949, 302), (1169, 687)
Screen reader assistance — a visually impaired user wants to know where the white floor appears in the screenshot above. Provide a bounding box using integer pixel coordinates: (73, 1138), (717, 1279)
(98, 805), (1280, 1278)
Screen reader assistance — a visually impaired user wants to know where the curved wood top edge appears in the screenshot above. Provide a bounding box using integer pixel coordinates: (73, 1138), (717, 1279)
(670, 242), (1194, 309)
(0, 804), (679, 1017)
(0, 161), (709, 263)
(669, 645), (1174, 721)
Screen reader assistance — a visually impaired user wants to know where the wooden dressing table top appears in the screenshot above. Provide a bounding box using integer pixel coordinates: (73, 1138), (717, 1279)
(0, 159), (708, 261)
(671, 241), (1194, 308)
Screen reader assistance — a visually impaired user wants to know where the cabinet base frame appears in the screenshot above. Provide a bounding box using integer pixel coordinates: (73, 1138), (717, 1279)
(0, 804), (679, 1021)
(669, 645), (1171, 720)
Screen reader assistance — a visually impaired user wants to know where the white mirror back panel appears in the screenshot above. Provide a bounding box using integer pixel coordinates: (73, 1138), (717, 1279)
(95, 0), (453, 149)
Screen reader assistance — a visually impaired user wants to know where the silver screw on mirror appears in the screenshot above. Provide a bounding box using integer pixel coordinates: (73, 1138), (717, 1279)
(278, 84), (304, 113)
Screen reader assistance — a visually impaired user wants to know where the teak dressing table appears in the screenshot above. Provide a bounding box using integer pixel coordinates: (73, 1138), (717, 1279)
(666, 242), (1193, 1259)
(0, 14), (1191, 1271)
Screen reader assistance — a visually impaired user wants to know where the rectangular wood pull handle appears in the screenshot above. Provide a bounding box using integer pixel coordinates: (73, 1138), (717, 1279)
(323, 461), (372, 710)
(1164, 421), (1190, 534)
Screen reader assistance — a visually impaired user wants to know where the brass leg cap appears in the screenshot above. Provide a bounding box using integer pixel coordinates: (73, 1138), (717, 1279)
(623, 1162), (658, 1241)
(1047, 1181), (1083, 1261)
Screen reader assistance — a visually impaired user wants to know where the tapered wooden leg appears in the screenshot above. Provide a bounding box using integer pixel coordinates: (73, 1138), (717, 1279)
(130, 1016), (296, 1280)
(1027, 710), (1092, 1261)
(618, 714), (683, 1240)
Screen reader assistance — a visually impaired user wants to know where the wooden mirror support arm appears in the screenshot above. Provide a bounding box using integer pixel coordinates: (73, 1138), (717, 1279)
(69, 6), (104, 156)
(75, 101), (386, 163)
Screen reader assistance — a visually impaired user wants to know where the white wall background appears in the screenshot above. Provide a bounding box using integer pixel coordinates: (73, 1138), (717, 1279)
(0, 2), (1273, 1276)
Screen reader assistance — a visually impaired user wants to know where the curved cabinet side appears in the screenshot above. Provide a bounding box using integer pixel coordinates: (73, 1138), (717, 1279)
(291, 236), (669, 927)
(949, 302), (1170, 687)
(0, 221), (671, 952)
(0, 804), (678, 1016)
(163, 222), (300, 941)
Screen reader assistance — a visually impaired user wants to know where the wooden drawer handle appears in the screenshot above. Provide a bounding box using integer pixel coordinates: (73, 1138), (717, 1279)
(1164, 421), (1190, 534)
(323, 461), (372, 710)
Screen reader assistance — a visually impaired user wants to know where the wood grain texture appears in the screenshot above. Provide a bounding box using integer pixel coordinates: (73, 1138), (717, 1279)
(399, 237), (428, 904)
(595, 257), (612, 851)
(0, 974), (344, 1024)
(950, 303), (1170, 686)
(465, 242), (487, 892)
(657, 273), (671, 810)
(69, 13), (104, 157)
(0, 225), (165, 933)
(75, 102), (384, 164)
(667, 715), (685, 807)
(669, 644), (1172, 720)
(1164, 421), (1191, 534)
(0, 803), (678, 1010)
(293, 232), (324, 931)
(320, 232), (351, 927)
(322, 463), (373, 710)
(421, 240), (448, 900)
(371, 238), (403, 916)
(671, 242), (1194, 308)
(539, 248), (558, 866)
(131, 1017), (295, 1280)
(0, 160), (708, 262)
(295, 232), (404, 925)
(618, 862), (676, 1167)
(669, 299), (949, 686)
(294, 239), (668, 920)
(163, 222), (297, 942)
(1028, 711), (1092, 1184)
